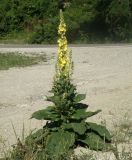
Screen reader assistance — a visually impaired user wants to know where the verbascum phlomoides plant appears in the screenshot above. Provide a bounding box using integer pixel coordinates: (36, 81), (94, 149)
(31, 10), (111, 159)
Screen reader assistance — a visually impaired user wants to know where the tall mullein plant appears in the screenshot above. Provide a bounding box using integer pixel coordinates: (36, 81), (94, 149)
(31, 10), (111, 159)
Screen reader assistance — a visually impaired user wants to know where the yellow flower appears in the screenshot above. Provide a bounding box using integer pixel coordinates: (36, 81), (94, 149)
(59, 26), (66, 33)
(58, 23), (66, 34)
(63, 46), (67, 52)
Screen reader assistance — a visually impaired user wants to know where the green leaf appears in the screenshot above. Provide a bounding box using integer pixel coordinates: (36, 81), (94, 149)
(31, 106), (59, 120)
(74, 94), (86, 102)
(85, 110), (102, 118)
(71, 109), (101, 120)
(87, 122), (111, 141)
(45, 130), (75, 157)
(79, 132), (106, 150)
(26, 129), (49, 146)
(46, 96), (60, 105)
(63, 122), (87, 135)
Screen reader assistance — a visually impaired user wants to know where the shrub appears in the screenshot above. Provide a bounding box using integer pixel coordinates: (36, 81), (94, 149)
(30, 21), (58, 44)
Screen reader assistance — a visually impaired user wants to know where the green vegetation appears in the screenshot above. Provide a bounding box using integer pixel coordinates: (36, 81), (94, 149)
(0, 0), (132, 43)
(0, 53), (47, 70)
(0, 32), (32, 44)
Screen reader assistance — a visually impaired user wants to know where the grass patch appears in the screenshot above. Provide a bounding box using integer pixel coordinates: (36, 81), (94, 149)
(0, 52), (47, 70)
(112, 114), (132, 144)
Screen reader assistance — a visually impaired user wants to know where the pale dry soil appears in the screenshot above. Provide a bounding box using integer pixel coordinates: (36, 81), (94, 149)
(0, 45), (132, 159)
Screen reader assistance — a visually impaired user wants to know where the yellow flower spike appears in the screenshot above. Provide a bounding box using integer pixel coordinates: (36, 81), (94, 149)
(55, 10), (73, 79)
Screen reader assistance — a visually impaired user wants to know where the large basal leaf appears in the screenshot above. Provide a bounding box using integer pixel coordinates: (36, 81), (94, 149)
(63, 122), (87, 135)
(74, 94), (86, 103)
(26, 129), (49, 146)
(31, 106), (59, 120)
(45, 130), (75, 157)
(79, 132), (107, 150)
(87, 122), (111, 141)
(71, 109), (101, 120)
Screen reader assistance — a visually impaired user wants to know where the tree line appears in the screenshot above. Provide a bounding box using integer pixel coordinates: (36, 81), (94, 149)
(0, 0), (132, 43)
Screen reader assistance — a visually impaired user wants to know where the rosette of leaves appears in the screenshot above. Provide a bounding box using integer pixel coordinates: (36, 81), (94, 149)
(31, 10), (111, 159)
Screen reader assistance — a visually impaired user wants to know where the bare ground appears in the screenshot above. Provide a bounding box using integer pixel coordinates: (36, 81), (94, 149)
(0, 45), (132, 157)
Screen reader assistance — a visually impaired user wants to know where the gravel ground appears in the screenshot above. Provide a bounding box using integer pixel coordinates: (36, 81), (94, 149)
(0, 45), (132, 157)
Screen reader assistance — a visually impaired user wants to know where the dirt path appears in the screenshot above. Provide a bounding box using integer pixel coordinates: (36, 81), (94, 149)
(0, 45), (132, 156)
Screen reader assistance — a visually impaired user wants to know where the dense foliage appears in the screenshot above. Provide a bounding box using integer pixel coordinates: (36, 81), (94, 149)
(0, 0), (132, 43)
